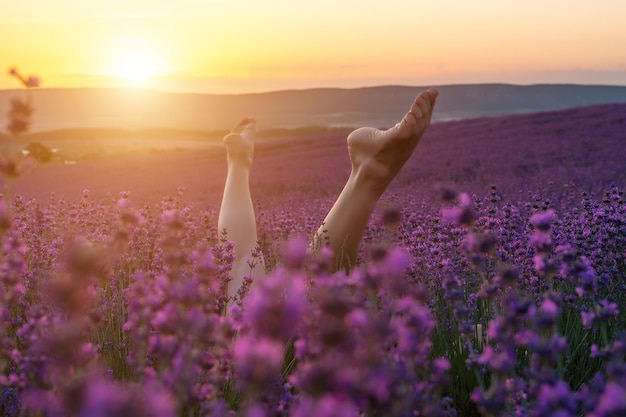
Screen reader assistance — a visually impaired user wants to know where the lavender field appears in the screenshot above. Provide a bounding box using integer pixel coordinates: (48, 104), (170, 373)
(1, 102), (626, 416)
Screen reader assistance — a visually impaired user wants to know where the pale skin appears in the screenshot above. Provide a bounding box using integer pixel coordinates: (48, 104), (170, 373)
(219, 88), (439, 296)
(218, 117), (265, 297)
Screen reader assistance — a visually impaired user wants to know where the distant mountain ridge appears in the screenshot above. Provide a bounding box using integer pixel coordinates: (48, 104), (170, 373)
(1, 84), (626, 132)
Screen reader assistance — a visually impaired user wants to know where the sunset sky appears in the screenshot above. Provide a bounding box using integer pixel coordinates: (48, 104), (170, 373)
(2, 0), (625, 94)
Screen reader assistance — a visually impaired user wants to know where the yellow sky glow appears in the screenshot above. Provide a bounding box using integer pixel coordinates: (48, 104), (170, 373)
(1, 0), (625, 93)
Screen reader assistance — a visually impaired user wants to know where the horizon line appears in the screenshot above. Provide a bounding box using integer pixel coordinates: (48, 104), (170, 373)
(3, 81), (626, 96)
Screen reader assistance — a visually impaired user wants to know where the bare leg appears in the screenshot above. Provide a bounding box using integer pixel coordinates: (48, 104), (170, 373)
(218, 118), (265, 298)
(313, 88), (439, 271)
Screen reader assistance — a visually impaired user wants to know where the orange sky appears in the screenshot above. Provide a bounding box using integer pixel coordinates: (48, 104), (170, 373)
(2, 0), (625, 93)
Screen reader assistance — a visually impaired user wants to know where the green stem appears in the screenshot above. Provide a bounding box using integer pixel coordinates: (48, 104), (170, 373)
(600, 322), (609, 347)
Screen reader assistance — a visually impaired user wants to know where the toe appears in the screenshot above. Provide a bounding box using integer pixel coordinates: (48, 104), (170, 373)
(394, 114), (415, 139)
(243, 119), (257, 130)
(411, 89), (439, 125)
(241, 120), (258, 140)
(427, 88), (439, 102)
(407, 98), (426, 124)
(406, 110), (418, 123)
(416, 92), (431, 115)
(414, 101), (429, 127)
(223, 132), (240, 145)
(426, 88), (439, 111)
(231, 117), (255, 133)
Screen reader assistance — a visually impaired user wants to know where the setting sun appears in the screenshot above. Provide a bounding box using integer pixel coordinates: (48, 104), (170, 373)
(109, 39), (169, 86)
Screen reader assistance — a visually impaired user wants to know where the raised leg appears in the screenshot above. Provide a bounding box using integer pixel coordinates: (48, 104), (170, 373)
(313, 88), (439, 271)
(218, 118), (265, 298)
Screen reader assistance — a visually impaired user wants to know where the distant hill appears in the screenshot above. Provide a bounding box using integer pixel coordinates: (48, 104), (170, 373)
(1, 84), (626, 132)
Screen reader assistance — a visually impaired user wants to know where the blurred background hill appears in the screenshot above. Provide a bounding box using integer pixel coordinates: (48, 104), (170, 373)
(2, 84), (626, 133)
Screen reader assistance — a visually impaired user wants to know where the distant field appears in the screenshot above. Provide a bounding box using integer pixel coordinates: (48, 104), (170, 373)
(8, 102), (625, 209)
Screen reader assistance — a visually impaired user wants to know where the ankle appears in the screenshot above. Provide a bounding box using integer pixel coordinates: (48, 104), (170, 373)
(227, 159), (252, 175)
(349, 166), (390, 199)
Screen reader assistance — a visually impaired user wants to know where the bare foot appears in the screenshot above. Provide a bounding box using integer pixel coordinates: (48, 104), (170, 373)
(223, 117), (257, 168)
(346, 88), (439, 193)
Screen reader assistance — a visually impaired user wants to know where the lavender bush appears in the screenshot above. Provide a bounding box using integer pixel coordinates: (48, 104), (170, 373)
(1, 175), (624, 416)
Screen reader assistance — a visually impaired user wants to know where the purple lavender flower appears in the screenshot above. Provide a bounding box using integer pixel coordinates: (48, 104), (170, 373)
(232, 336), (284, 392)
(588, 382), (626, 417)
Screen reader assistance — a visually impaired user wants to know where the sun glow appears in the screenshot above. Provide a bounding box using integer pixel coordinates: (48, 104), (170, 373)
(109, 39), (169, 86)
(2, 1), (625, 92)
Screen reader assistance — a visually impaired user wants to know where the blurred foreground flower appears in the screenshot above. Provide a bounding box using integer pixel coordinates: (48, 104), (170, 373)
(0, 151), (35, 178)
(6, 97), (34, 135)
(5, 67), (40, 136)
(8, 67), (40, 89)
